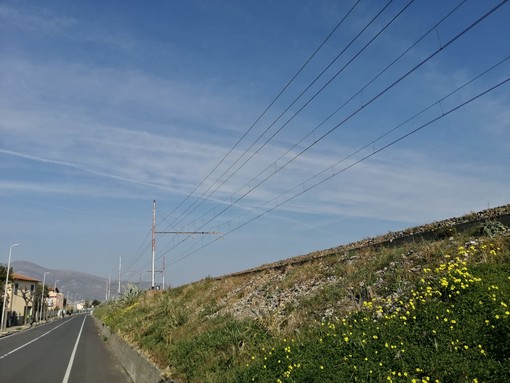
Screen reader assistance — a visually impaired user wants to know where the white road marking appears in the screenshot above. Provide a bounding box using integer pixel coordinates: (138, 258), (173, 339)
(0, 318), (75, 359)
(62, 315), (87, 383)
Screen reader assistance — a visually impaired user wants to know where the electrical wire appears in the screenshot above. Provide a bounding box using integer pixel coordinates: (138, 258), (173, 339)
(210, 54), (510, 236)
(124, 0), (508, 281)
(157, 0), (506, 263)
(181, 0), (466, 231)
(166, 0), (398, 231)
(158, 0), (364, 228)
(168, 73), (510, 267)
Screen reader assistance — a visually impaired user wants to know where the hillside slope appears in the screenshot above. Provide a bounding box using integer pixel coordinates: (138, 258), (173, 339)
(12, 260), (108, 301)
(94, 205), (510, 383)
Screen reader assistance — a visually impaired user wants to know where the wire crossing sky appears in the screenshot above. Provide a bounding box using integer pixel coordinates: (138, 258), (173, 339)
(1, 0), (509, 287)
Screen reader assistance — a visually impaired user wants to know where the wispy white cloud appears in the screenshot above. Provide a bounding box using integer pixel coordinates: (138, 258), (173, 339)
(2, 46), (508, 228)
(0, 179), (136, 200)
(0, 52), (262, 198)
(206, 127), (510, 228)
(0, 53), (253, 135)
(0, 3), (77, 34)
(0, 0), (508, 286)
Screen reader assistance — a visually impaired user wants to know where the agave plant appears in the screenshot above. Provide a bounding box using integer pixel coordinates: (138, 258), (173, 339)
(119, 283), (142, 304)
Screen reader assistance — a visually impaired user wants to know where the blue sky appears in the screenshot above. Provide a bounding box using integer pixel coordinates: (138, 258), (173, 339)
(1, 0), (509, 288)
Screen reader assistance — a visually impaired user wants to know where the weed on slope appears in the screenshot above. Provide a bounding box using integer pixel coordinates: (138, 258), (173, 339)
(94, 222), (509, 383)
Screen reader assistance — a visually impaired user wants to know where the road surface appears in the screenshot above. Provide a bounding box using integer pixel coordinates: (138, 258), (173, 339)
(0, 314), (132, 382)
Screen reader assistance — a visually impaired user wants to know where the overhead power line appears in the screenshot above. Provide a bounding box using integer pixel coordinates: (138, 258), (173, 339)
(125, 0), (508, 280)
(211, 54), (510, 236)
(166, 0), (401, 231)
(168, 72), (510, 267)
(181, 0), (466, 231)
(159, 0), (363, 228)
(157, 0), (507, 262)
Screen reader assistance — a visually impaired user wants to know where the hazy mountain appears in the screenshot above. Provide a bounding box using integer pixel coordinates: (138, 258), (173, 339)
(11, 260), (114, 302)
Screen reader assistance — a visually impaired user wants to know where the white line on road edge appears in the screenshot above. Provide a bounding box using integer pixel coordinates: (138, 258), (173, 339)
(62, 315), (87, 383)
(0, 317), (76, 359)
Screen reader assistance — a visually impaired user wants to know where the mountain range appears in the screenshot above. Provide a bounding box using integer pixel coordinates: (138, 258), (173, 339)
(11, 260), (116, 302)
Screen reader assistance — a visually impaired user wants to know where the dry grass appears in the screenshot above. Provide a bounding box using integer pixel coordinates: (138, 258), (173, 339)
(94, 219), (509, 382)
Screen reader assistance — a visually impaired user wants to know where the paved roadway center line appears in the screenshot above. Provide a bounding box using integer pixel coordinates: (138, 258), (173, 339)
(62, 314), (87, 383)
(0, 317), (76, 359)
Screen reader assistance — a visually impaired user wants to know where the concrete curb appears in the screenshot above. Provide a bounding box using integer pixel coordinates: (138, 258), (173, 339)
(0, 325), (30, 338)
(92, 316), (172, 383)
(0, 318), (59, 338)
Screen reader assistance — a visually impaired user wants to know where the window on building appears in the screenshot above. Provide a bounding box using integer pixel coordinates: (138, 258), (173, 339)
(14, 283), (19, 295)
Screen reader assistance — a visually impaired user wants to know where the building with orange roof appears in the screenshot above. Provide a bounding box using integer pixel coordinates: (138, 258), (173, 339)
(5, 272), (40, 326)
(47, 287), (64, 312)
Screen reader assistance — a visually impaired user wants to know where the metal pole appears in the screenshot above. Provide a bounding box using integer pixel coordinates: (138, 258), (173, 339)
(40, 272), (49, 322)
(162, 256), (165, 290)
(118, 256), (121, 295)
(149, 201), (220, 290)
(1, 243), (20, 332)
(151, 200), (156, 289)
(59, 286), (65, 313)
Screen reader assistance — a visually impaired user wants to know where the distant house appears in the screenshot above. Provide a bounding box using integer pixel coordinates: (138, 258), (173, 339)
(7, 273), (40, 326)
(47, 287), (64, 311)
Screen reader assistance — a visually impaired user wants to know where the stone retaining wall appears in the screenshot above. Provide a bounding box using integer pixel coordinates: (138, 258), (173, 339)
(92, 316), (172, 383)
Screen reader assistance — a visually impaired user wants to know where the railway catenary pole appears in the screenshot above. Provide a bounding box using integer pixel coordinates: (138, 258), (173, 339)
(118, 256), (121, 295)
(151, 200), (219, 289)
(151, 200), (156, 289)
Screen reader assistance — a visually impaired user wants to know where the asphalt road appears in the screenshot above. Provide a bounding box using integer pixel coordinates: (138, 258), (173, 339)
(0, 314), (132, 383)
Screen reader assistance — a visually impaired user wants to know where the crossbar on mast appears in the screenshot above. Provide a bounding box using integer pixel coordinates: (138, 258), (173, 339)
(151, 200), (220, 289)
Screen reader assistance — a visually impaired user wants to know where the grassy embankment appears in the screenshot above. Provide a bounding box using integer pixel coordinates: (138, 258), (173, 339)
(94, 222), (509, 382)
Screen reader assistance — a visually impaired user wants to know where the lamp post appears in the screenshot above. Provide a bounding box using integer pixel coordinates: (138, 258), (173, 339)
(39, 272), (49, 322)
(54, 280), (60, 291)
(1, 243), (20, 332)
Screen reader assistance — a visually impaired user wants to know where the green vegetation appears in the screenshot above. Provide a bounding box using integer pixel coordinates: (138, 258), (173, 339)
(242, 242), (510, 382)
(94, 223), (509, 383)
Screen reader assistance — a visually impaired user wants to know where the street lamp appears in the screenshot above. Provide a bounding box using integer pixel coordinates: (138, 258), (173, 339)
(39, 272), (49, 322)
(54, 280), (60, 291)
(1, 243), (20, 332)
